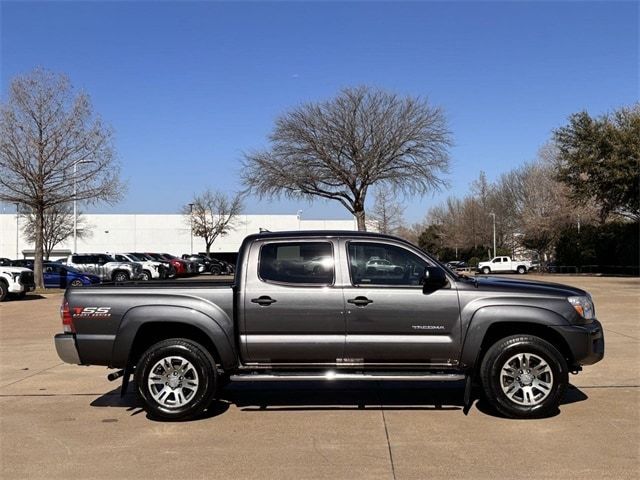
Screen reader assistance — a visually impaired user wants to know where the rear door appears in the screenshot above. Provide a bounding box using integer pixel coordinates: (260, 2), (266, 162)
(341, 239), (461, 366)
(242, 238), (346, 364)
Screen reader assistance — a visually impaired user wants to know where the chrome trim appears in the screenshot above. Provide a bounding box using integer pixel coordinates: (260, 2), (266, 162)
(240, 361), (456, 368)
(244, 334), (343, 344)
(244, 334), (451, 344)
(347, 335), (452, 344)
(230, 372), (466, 382)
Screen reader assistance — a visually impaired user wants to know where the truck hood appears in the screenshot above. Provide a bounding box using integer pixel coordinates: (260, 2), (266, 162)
(105, 262), (139, 269)
(473, 275), (587, 298)
(0, 266), (31, 274)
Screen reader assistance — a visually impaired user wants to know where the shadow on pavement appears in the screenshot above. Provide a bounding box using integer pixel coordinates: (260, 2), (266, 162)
(89, 381), (588, 421)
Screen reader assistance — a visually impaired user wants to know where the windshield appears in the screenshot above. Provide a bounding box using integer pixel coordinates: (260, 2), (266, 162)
(126, 254), (146, 262)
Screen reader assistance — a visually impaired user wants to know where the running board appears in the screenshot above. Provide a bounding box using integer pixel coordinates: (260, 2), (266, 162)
(229, 372), (465, 382)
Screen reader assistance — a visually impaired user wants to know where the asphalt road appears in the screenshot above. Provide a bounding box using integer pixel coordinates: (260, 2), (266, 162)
(0, 275), (638, 479)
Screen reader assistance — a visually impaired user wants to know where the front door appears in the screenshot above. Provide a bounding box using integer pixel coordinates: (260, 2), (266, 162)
(242, 239), (346, 364)
(341, 240), (461, 366)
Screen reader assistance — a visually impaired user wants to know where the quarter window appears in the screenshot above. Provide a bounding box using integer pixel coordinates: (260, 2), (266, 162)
(259, 242), (334, 285)
(348, 242), (428, 286)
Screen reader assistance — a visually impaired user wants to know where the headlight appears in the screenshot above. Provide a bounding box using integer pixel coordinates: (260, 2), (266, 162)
(567, 296), (595, 322)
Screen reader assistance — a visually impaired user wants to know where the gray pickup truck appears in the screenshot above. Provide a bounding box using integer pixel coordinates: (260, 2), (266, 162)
(54, 231), (604, 420)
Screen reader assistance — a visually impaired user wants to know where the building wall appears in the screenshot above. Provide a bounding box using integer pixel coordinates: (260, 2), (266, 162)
(0, 213), (357, 259)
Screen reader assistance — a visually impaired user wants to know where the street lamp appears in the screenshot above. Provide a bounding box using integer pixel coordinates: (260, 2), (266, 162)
(188, 203), (195, 255)
(489, 212), (496, 258)
(296, 210), (302, 230)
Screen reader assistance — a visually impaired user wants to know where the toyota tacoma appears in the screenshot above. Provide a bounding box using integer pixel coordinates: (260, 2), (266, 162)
(54, 231), (604, 420)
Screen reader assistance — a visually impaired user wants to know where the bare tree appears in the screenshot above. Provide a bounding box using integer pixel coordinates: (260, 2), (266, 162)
(242, 86), (452, 231)
(370, 187), (405, 234)
(0, 68), (123, 287)
(21, 204), (91, 259)
(184, 190), (244, 253)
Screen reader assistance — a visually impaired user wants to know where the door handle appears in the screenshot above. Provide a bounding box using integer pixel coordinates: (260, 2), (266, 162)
(347, 296), (373, 307)
(251, 296), (277, 306)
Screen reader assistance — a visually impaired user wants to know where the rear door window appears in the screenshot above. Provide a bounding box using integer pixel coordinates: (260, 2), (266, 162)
(259, 242), (334, 285)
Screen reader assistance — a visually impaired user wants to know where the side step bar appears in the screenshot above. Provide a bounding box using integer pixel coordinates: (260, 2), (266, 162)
(229, 372), (465, 382)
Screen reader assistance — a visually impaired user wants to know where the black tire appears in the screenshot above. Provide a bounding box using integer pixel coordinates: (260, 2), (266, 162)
(482, 267), (491, 274)
(112, 271), (129, 282)
(69, 279), (83, 287)
(135, 338), (218, 420)
(517, 265), (527, 274)
(480, 334), (568, 419)
(0, 281), (7, 302)
(210, 266), (221, 275)
(141, 271), (152, 281)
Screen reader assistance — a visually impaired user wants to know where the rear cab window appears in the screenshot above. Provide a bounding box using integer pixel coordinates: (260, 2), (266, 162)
(259, 241), (334, 286)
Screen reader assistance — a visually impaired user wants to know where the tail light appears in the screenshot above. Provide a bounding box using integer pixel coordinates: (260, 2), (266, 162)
(60, 300), (76, 333)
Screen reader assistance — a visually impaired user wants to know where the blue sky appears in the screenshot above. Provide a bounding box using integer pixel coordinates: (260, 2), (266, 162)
(1, 1), (638, 222)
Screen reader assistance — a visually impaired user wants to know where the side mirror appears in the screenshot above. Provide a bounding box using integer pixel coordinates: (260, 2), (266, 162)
(422, 266), (448, 293)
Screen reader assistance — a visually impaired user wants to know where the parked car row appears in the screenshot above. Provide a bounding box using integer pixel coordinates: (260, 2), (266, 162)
(0, 252), (235, 299)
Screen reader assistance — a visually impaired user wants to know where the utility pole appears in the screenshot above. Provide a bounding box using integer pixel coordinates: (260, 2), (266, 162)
(189, 203), (194, 254)
(297, 210), (302, 230)
(489, 212), (496, 258)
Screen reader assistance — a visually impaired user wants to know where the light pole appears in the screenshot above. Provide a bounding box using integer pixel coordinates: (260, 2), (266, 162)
(489, 212), (496, 258)
(72, 160), (91, 253)
(73, 162), (78, 253)
(15, 203), (19, 259)
(189, 203), (194, 254)
(296, 210), (302, 230)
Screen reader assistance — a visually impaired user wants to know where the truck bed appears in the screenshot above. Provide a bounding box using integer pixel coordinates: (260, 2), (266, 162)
(66, 281), (235, 367)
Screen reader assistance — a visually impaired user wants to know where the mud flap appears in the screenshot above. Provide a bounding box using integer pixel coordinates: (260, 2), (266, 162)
(120, 365), (133, 397)
(463, 374), (473, 415)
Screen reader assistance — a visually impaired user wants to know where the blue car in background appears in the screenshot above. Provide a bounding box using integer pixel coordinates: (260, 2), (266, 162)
(43, 263), (101, 288)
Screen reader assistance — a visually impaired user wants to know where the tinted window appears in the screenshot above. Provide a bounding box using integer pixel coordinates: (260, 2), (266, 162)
(348, 242), (428, 286)
(72, 255), (91, 264)
(259, 242), (334, 285)
(493, 258), (502, 263)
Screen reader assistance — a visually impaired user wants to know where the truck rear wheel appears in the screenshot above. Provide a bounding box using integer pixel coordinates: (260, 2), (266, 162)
(480, 335), (568, 419)
(0, 281), (7, 302)
(135, 338), (218, 420)
(517, 265), (527, 274)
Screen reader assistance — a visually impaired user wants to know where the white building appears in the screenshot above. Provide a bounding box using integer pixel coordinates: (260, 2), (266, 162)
(0, 213), (357, 259)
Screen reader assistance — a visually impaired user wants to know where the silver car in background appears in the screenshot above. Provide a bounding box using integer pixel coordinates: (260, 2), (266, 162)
(63, 254), (144, 282)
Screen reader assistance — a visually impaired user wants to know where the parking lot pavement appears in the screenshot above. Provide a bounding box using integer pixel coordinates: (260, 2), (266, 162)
(0, 275), (638, 480)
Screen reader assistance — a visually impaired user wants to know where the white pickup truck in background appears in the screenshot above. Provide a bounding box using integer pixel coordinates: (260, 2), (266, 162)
(477, 256), (531, 274)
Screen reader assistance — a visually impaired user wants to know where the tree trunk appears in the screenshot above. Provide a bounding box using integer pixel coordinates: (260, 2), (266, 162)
(34, 206), (44, 288)
(206, 242), (212, 254)
(355, 208), (367, 231)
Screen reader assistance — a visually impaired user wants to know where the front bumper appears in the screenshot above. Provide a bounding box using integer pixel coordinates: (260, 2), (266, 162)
(552, 319), (605, 366)
(54, 333), (82, 364)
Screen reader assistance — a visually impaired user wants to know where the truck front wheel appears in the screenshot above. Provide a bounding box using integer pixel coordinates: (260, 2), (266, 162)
(480, 335), (568, 419)
(482, 267), (491, 274)
(135, 338), (218, 420)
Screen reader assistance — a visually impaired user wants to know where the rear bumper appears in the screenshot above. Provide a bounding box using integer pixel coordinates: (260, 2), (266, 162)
(54, 333), (82, 364)
(552, 319), (605, 366)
